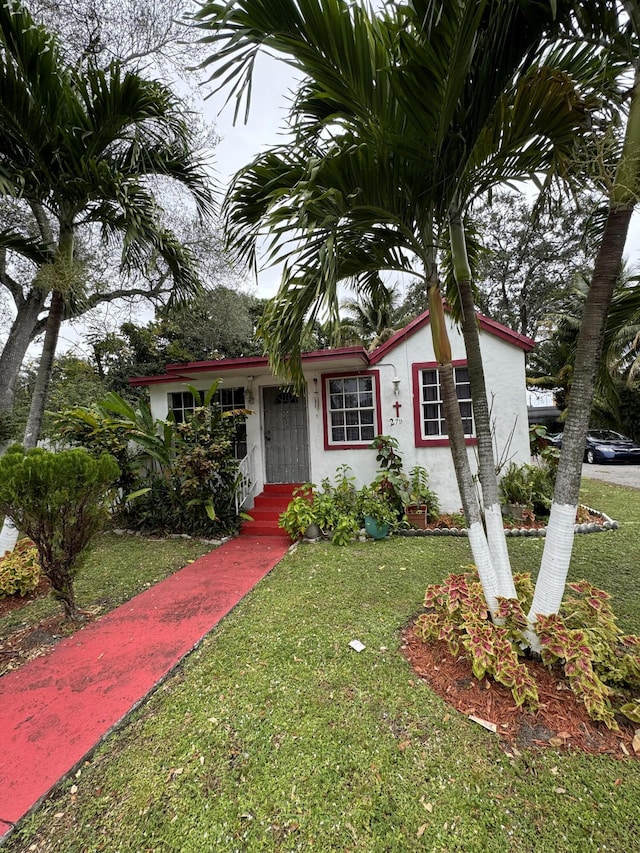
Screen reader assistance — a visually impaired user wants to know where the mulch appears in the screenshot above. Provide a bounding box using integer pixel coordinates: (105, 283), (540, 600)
(401, 622), (638, 758)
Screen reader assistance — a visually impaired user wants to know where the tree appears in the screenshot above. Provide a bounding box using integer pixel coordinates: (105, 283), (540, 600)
(472, 190), (596, 339)
(0, 0), (221, 421)
(196, 0), (596, 614)
(30, 0), (207, 82)
(0, 445), (119, 621)
(339, 278), (399, 350)
(527, 4), (640, 627)
(0, 1), (214, 449)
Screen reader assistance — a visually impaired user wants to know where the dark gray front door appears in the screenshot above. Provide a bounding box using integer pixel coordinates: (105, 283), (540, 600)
(263, 387), (310, 483)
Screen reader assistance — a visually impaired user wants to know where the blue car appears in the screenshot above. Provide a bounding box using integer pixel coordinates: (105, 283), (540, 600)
(584, 430), (640, 464)
(547, 430), (640, 463)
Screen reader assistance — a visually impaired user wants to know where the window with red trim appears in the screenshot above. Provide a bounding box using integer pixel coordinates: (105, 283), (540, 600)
(324, 373), (378, 446)
(415, 364), (474, 441)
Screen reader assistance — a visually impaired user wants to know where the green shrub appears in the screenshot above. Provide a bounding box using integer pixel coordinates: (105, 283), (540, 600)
(53, 384), (244, 536)
(499, 460), (555, 518)
(0, 538), (40, 597)
(0, 446), (119, 621)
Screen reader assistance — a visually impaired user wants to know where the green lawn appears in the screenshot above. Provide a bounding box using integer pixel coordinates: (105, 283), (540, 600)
(6, 479), (640, 852)
(0, 534), (211, 640)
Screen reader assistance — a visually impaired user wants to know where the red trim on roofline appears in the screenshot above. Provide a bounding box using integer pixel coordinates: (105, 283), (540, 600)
(130, 347), (369, 386)
(368, 309), (535, 364)
(129, 311), (533, 387)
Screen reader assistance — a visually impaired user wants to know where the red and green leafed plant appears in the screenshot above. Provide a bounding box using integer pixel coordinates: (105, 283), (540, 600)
(415, 570), (640, 729)
(0, 538), (40, 597)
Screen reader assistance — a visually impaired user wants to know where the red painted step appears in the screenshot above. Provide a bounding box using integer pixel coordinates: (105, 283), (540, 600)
(239, 484), (301, 538)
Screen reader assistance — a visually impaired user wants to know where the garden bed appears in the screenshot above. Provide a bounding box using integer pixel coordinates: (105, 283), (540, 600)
(397, 505), (618, 538)
(401, 621), (638, 758)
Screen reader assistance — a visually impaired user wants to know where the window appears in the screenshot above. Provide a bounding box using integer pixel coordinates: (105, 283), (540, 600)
(324, 373), (380, 447)
(168, 390), (197, 424)
(414, 364), (474, 444)
(168, 386), (247, 458)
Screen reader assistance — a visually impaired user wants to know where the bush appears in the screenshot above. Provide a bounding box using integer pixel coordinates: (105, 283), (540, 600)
(0, 538), (40, 597)
(0, 446), (119, 621)
(53, 386), (244, 536)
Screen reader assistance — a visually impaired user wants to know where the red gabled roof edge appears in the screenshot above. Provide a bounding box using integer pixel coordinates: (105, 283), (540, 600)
(129, 311), (534, 387)
(129, 346), (369, 387)
(368, 309), (535, 364)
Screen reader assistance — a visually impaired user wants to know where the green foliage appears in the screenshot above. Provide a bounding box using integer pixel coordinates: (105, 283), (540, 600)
(0, 446), (119, 620)
(359, 489), (397, 528)
(0, 538), (40, 597)
(278, 488), (315, 539)
(52, 386), (244, 536)
(415, 568), (539, 711)
(406, 465), (440, 521)
(278, 449), (441, 543)
(415, 568), (640, 729)
(499, 459), (556, 518)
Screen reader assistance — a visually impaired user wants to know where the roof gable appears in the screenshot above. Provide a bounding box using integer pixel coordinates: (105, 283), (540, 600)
(368, 309), (535, 364)
(129, 310), (534, 387)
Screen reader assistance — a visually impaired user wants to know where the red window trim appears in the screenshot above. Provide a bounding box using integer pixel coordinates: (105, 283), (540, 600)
(322, 369), (382, 450)
(412, 360), (477, 448)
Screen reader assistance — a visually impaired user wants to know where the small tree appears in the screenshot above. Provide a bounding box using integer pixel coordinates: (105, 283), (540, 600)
(0, 445), (119, 622)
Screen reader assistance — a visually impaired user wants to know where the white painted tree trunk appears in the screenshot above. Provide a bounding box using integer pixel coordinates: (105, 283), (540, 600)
(527, 502), (577, 623)
(0, 517), (19, 555)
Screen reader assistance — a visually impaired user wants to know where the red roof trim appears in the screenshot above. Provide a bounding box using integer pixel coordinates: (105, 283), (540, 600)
(129, 311), (533, 387)
(368, 309), (535, 363)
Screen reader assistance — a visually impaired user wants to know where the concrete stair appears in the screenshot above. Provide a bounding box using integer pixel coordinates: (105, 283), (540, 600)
(239, 484), (302, 538)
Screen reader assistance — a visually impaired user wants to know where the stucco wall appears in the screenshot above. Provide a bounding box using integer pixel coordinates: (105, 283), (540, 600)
(144, 314), (531, 513)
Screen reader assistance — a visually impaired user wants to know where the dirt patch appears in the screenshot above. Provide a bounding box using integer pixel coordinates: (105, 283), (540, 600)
(401, 622), (638, 758)
(0, 576), (50, 619)
(0, 582), (102, 677)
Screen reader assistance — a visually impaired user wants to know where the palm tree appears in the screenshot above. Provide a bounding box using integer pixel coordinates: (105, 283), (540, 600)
(0, 1), (214, 445)
(0, 1), (215, 551)
(339, 278), (398, 349)
(196, 0), (600, 614)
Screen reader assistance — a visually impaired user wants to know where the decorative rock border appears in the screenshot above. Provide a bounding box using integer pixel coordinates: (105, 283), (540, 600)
(396, 505), (619, 539)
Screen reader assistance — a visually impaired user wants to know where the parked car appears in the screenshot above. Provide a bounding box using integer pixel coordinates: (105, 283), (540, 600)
(550, 430), (640, 463)
(584, 430), (640, 464)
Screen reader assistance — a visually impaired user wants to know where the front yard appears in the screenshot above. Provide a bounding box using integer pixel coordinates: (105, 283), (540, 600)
(4, 479), (640, 852)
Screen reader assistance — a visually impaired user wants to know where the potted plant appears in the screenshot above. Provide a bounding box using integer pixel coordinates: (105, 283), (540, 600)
(278, 488), (317, 539)
(404, 466), (440, 529)
(359, 488), (397, 539)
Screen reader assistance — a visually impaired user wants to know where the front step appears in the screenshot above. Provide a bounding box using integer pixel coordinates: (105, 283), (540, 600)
(239, 484), (302, 538)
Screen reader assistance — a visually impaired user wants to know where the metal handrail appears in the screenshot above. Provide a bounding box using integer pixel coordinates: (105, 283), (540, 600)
(234, 445), (256, 514)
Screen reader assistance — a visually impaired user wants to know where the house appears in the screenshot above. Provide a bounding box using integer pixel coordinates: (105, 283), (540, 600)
(130, 310), (535, 516)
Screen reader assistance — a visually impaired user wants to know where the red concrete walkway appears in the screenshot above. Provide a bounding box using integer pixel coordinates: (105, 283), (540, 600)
(0, 536), (290, 837)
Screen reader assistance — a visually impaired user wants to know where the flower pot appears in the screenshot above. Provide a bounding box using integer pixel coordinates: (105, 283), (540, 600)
(501, 503), (528, 520)
(406, 505), (428, 529)
(364, 515), (390, 540)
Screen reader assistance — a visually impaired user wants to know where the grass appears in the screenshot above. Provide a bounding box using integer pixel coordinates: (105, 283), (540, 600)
(5, 479), (640, 852)
(0, 533), (211, 636)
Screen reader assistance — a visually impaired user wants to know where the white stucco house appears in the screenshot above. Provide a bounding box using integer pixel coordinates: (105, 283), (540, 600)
(130, 309), (535, 513)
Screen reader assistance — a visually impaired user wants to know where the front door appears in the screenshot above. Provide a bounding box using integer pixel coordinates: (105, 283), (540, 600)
(263, 387), (310, 483)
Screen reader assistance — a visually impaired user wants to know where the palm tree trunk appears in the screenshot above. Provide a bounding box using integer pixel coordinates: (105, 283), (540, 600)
(529, 66), (640, 627)
(449, 212), (516, 600)
(23, 225), (74, 449)
(427, 273), (500, 614)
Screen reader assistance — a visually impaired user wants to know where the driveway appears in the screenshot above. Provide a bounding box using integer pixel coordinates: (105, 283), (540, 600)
(581, 463), (640, 489)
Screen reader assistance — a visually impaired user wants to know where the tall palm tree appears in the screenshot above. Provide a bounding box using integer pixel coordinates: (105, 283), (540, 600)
(339, 278), (398, 350)
(0, 1), (215, 551)
(196, 0), (600, 614)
